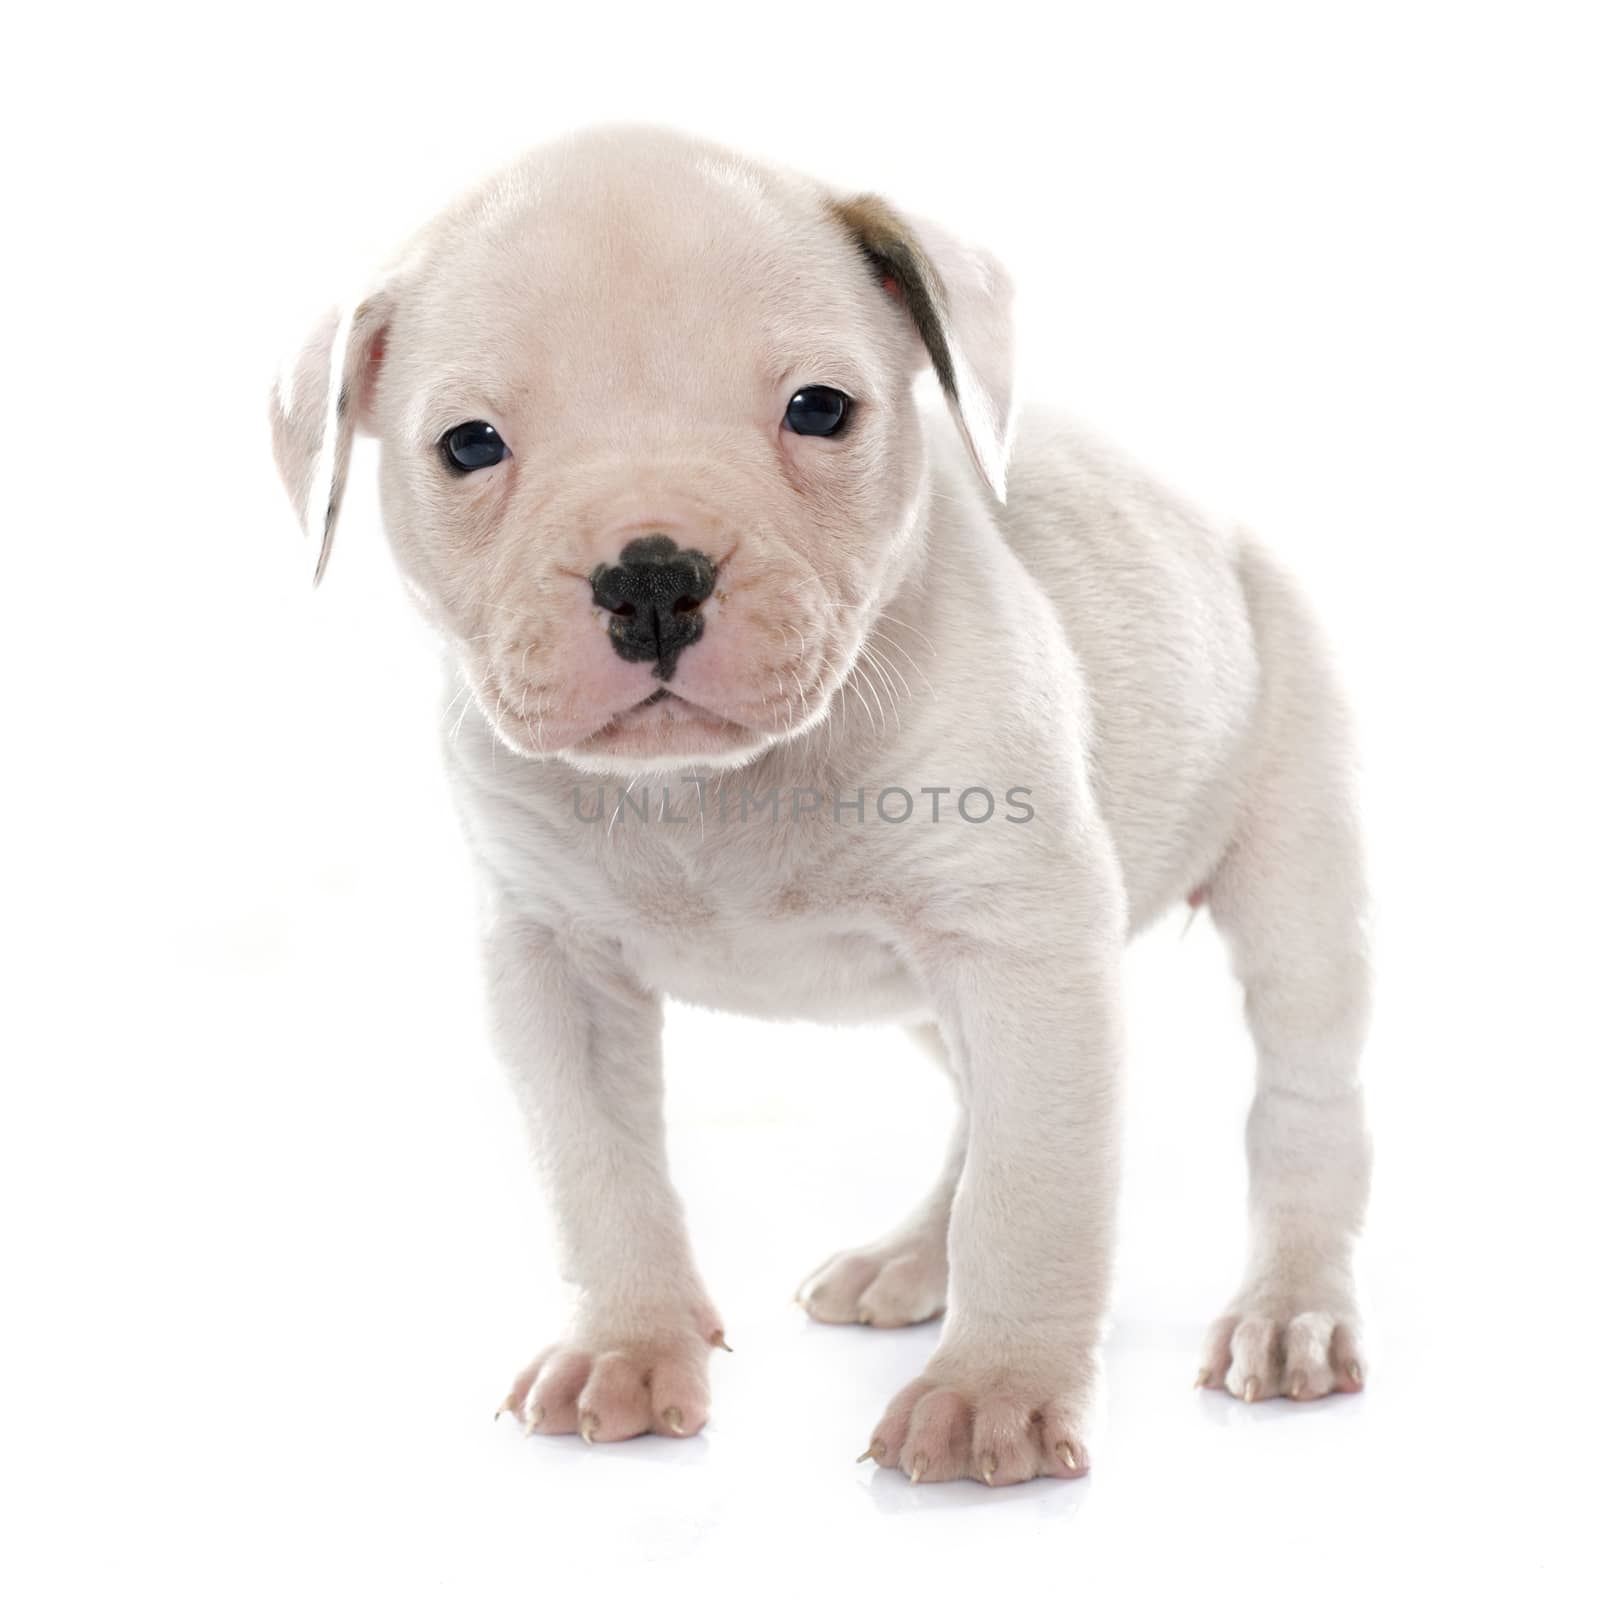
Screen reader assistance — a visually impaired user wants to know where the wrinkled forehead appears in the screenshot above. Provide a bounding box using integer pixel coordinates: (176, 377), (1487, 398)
(392, 155), (895, 432)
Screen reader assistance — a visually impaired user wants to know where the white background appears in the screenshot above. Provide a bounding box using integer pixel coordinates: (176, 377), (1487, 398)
(5, 3), (1597, 1594)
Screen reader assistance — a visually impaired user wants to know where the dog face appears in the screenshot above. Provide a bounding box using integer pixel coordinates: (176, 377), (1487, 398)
(271, 125), (1016, 775)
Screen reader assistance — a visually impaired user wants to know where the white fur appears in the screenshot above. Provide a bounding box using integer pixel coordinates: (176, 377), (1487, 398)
(270, 123), (1372, 1482)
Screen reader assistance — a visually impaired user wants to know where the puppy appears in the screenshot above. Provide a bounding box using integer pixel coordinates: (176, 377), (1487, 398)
(270, 123), (1371, 1486)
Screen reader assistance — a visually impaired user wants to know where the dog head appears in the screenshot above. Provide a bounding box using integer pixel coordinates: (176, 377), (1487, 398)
(270, 125), (1015, 775)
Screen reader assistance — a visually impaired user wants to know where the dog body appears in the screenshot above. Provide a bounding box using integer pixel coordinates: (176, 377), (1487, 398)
(272, 125), (1371, 1485)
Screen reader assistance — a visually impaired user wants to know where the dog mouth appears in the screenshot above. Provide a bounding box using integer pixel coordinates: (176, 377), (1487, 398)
(580, 686), (751, 751)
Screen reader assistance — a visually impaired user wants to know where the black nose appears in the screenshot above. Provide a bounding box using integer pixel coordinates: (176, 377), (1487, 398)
(590, 534), (717, 681)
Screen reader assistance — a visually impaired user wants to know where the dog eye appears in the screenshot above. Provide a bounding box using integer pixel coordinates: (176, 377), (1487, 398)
(440, 420), (509, 473)
(784, 387), (852, 438)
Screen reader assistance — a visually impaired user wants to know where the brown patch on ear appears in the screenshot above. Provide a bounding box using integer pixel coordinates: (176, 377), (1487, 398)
(360, 329), (388, 419)
(829, 193), (959, 404)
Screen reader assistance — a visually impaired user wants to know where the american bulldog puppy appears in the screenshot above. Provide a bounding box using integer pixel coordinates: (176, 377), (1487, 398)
(270, 123), (1371, 1486)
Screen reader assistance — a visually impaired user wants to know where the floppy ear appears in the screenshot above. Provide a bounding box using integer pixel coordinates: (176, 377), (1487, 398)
(268, 285), (394, 585)
(828, 193), (1016, 503)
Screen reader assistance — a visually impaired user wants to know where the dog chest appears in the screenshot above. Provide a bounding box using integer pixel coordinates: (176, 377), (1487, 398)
(614, 913), (930, 1025)
(574, 825), (928, 1023)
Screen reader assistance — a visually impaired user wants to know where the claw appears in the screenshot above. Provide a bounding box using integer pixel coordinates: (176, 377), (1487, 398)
(579, 1410), (599, 1444)
(1194, 1368), (1211, 1389)
(1055, 1440), (1077, 1472)
(980, 1453), (997, 1486)
(1243, 1377), (1261, 1404)
(856, 1439), (886, 1464)
(909, 1454), (927, 1486)
(523, 1404), (544, 1437)
(661, 1406), (686, 1437)
(1347, 1361), (1363, 1387)
(710, 1330), (733, 1353)
(1288, 1371), (1307, 1400)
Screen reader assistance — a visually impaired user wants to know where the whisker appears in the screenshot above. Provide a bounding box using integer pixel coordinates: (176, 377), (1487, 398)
(866, 626), (928, 676)
(864, 647), (904, 733)
(874, 615), (937, 654)
(450, 684), (475, 743)
(860, 638), (911, 704)
(857, 643), (904, 733)
(843, 674), (878, 735)
(851, 652), (890, 734)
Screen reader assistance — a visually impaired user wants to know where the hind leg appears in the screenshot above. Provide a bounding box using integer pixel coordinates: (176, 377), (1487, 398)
(1198, 664), (1374, 1402)
(798, 1023), (964, 1328)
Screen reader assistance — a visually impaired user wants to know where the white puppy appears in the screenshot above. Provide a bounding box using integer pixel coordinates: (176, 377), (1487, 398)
(270, 123), (1371, 1486)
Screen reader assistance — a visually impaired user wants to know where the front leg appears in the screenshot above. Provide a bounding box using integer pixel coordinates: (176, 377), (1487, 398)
(485, 908), (725, 1443)
(864, 872), (1125, 1486)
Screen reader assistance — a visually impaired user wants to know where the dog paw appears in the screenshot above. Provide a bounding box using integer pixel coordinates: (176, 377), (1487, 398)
(797, 1235), (948, 1328)
(497, 1320), (728, 1442)
(1197, 1305), (1365, 1402)
(857, 1345), (1092, 1485)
